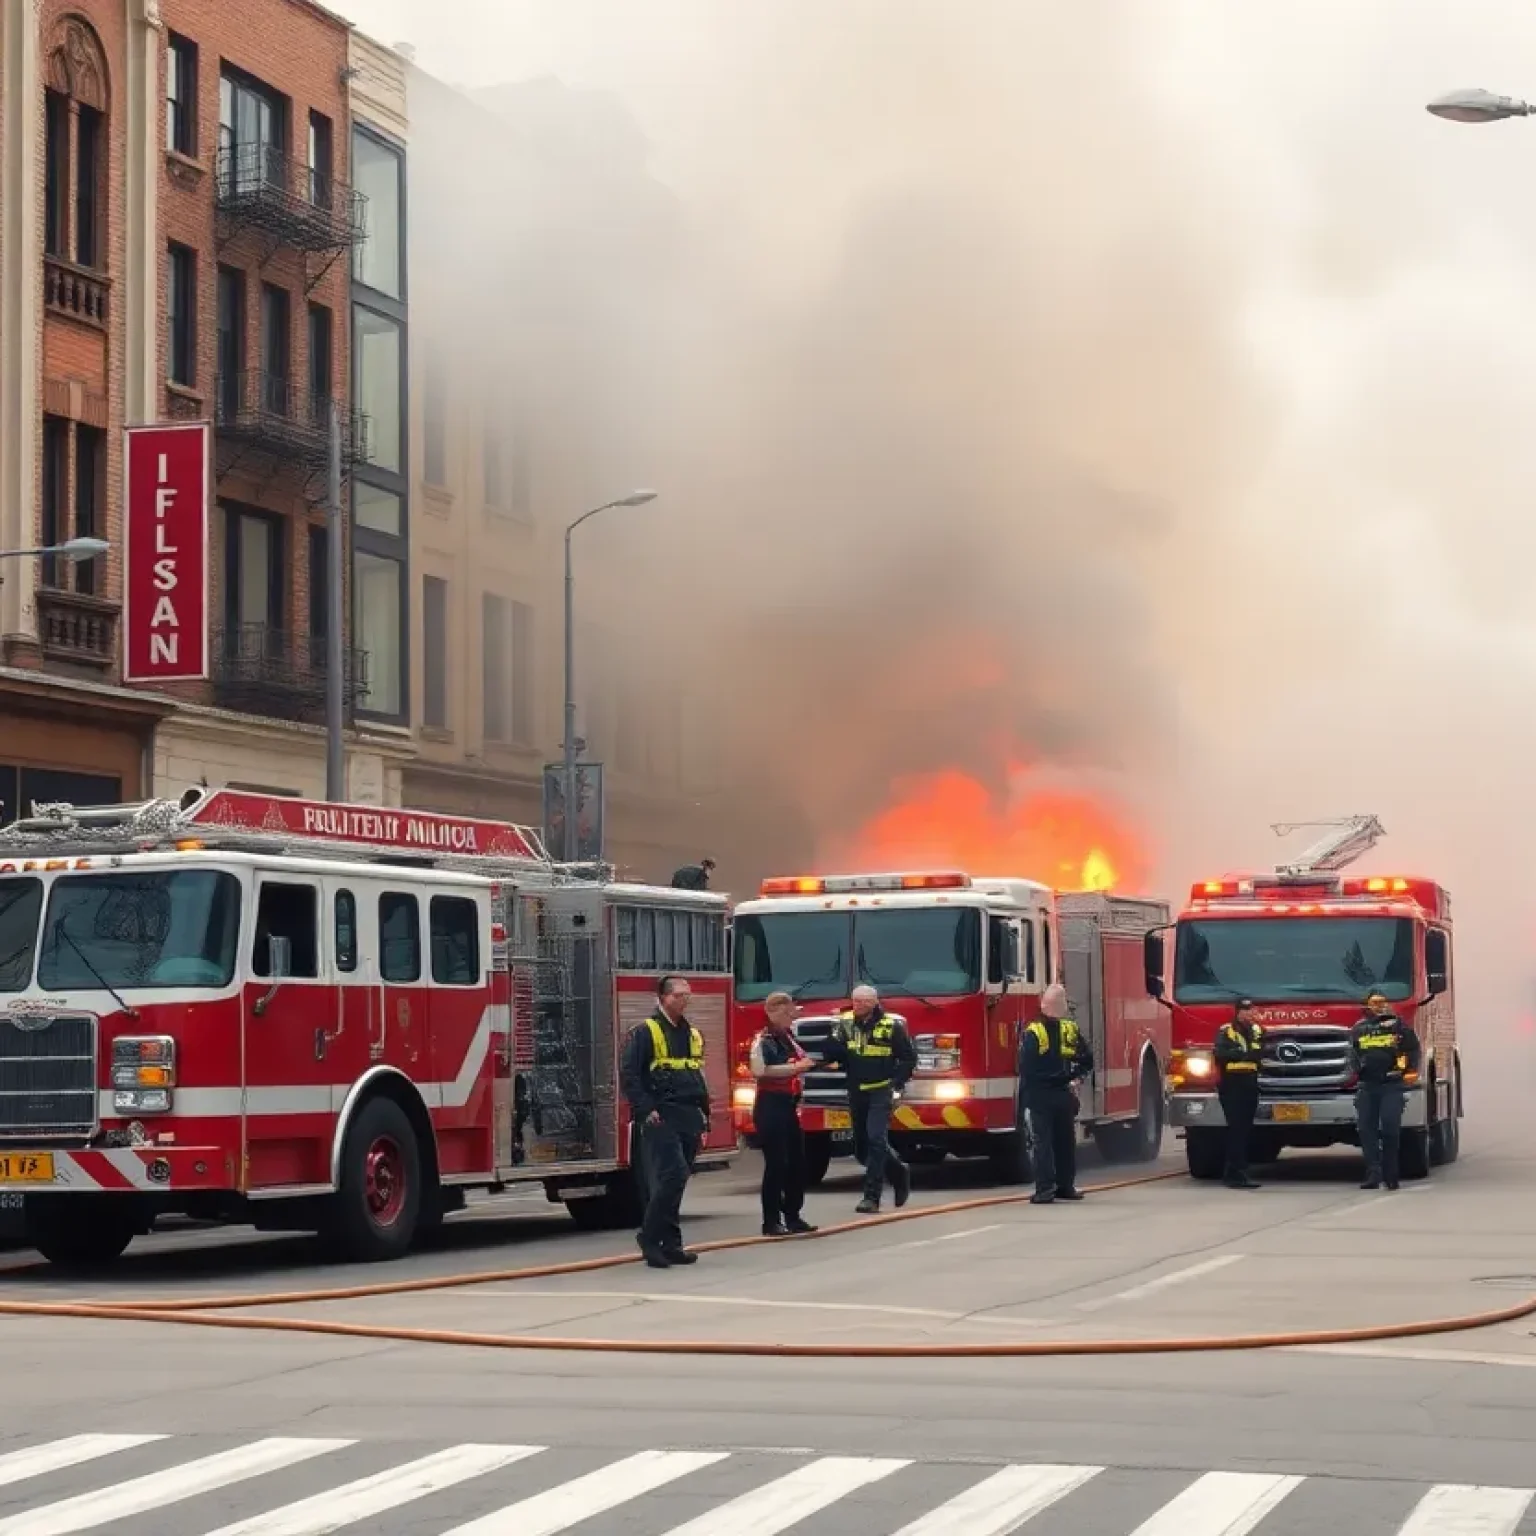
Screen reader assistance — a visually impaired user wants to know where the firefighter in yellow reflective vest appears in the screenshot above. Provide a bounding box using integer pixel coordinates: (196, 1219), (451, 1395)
(1214, 998), (1263, 1191)
(1020, 983), (1095, 1204)
(620, 974), (712, 1267)
(820, 985), (916, 1214)
(1349, 991), (1421, 1191)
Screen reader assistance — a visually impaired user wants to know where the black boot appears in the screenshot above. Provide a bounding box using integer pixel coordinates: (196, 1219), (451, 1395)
(1361, 1168), (1381, 1190)
(890, 1158), (912, 1209)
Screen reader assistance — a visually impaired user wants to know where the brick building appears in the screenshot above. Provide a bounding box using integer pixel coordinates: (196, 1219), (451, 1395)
(0, 0), (411, 826)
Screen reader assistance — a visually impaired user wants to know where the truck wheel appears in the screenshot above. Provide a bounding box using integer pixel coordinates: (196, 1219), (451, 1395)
(804, 1135), (833, 1187)
(1093, 1065), (1164, 1164)
(325, 1095), (422, 1261)
(1399, 1124), (1431, 1181)
(989, 1100), (1034, 1185)
(1430, 1074), (1461, 1166)
(1185, 1127), (1225, 1180)
(25, 1195), (136, 1269)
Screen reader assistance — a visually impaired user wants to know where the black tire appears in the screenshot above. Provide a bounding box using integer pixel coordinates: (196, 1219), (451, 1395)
(803, 1135), (833, 1188)
(1185, 1126), (1225, 1180)
(1430, 1073), (1462, 1167)
(989, 1098), (1035, 1185)
(1399, 1123), (1431, 1181)
(325, 1095), (423, 1262)
(25, 1195), (136, 1269)
(564, 1169), (643, 1231)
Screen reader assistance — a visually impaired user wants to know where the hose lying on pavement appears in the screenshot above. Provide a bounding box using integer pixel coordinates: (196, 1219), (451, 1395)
(0, 1166), (1526, 1359)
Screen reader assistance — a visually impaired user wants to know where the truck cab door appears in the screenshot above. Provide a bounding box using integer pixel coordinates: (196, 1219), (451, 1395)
(318, 881), (371, 1085)
(986, 915), (1028, 1081)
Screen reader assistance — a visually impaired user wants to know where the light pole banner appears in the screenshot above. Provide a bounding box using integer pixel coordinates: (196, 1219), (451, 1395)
(122, 420), (210, 683)
(543, 763), (605, 863)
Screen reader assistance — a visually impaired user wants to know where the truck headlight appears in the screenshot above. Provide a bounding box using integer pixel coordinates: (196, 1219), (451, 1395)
(111, 1036), (175, 1114)
(732, 1084), (755, 1109)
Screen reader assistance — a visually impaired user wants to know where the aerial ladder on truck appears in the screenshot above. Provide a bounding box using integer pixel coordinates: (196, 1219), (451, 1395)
(1270, 815), (1385, 880)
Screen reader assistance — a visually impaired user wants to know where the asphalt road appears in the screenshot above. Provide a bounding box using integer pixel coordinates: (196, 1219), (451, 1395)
(2, 1125), (1536, 1534)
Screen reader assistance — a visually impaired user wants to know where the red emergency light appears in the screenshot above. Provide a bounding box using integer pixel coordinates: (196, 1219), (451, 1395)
(759, 871), (971, 897)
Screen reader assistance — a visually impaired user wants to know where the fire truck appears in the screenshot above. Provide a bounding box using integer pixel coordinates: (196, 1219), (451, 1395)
(1143, 816), (1463, 1181)
(0, 788), (734, 1268)
(729, 870), (1171, 1184)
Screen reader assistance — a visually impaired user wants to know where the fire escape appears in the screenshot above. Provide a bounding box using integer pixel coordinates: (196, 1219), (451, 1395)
(208, 140), (371, 725)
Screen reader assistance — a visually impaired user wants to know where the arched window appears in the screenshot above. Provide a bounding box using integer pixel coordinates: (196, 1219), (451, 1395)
(43, 17), (110, 272)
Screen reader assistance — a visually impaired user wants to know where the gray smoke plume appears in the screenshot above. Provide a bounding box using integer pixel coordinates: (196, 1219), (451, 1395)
(352, 0), (1536, 1092)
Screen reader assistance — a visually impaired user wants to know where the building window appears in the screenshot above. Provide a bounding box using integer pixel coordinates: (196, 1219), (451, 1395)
(168, 243), (196, 387)
(44, 91), (69, 259)
(260, 284), (290, 414)
(219, 68), (286, 195)
(354, 550), (404, 718)
(73, 426), (103, 596)
(307, 110), (332, 208)
(308, 525), (328, 665)
(510, 599), (533, 745)
(166, 34), (198, 156)
(509, 426), (531, 519)
(354, 307), (401, 472)
(351, 129), (403, 299)
(423, 346), (446, 486)
(216, 266), (246, 421)
(74, 105), (103, 269)
(225, 505), (283, 639)
(355, 482), (402, 536)
(422, 576), (447, 730)
(39, 416), (68, 588)
(307, 304), (332, 410)
(482, 594), (507, 741)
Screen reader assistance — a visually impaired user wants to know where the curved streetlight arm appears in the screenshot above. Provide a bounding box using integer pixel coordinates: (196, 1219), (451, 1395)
(0, 539), (110, 562)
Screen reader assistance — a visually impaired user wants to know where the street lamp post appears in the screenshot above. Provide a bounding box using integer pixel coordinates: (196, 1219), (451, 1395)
(562, 490), (658, 862)
(0, 538), (111, 582)
(1427, 88), (1534, 124)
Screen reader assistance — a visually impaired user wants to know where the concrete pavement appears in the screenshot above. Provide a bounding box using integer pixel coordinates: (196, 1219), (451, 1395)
(2, 1126), (1536, 1530)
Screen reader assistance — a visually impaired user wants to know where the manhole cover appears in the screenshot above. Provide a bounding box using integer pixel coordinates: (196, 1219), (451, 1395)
(1472, 1275), (1536, 1291)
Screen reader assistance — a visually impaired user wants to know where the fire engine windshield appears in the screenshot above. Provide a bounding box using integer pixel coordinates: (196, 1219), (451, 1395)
(36, 871), (242, 991)
(1173, 916), (1416, 1004)
(733, 909), (982, 1002)
(0, 880), (43, 994)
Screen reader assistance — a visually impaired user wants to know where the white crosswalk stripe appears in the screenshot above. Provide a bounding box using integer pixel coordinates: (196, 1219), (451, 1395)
(0, 1434), (1525, 1534)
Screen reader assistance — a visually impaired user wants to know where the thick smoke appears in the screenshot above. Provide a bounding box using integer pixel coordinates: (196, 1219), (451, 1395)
(357, 0), (1536, 1090)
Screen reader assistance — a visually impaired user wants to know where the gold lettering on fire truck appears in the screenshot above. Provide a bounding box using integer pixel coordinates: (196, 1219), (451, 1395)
(299, 805), (482, 852)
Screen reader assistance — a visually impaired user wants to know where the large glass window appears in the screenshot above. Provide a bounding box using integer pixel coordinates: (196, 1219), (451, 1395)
(733, 913), (848, 1003)
(1173, 917), (1417, 1004)
(38, 872), (242, 991)
(0, 880), (43, 993)
(352, 130), (402, 298)
(355, 481), (402, 535)
(354, 308), (401, 472)
(355, 549), (404, 716)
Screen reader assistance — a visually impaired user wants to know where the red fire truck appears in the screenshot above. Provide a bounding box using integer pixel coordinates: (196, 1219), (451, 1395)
(729, 870), (1171, 1184)
(0, 788), (734, 1268)
(1142, 816), (1463, 1181)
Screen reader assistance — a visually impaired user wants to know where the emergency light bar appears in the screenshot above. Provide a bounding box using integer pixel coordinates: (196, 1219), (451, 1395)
(1191, 874), (1423, 904)
(759, 871), (972, 897)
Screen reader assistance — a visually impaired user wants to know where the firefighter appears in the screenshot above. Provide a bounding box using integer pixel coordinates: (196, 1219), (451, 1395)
(749, 990), (819, 1236)
(1020, 982), (1094, 1205)
(820, 984), (915, 1214)
(670, 858), (716, 890)
(620, 974), (712, 1267)
(1350, 990), (1421, 1191)
(1214, 998), (1263, 1190)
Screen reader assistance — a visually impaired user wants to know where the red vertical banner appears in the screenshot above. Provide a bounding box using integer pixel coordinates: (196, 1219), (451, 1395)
(122, 421), (210, 683)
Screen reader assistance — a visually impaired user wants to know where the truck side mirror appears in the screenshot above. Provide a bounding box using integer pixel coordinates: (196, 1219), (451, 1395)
(1143, 930), (1165, 998)
(1424, 929), (1448, 997)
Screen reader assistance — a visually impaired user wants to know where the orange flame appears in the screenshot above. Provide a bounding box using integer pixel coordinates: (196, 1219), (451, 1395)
(827, 769), (1148, 893)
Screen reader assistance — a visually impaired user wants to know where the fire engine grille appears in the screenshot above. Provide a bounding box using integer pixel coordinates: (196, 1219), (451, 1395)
(0, 1013), (97, 1140)
(1259, 1025), (1353, 1096)
(791, 1018), (849, 1107)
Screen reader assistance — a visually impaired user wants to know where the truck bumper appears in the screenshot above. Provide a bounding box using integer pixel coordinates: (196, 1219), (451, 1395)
(1171, 1091), (1426, 1131)
(0, 1145), (237, 1195)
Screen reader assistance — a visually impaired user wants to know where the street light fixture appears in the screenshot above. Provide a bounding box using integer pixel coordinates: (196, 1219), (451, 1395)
(0, 537), (110, 563)
(1427, 88), (1534, 124)
(561, 490), (659, 862)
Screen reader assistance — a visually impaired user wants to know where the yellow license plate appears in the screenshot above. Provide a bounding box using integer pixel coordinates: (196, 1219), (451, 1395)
(0, 1153), (54, 1182)
(824, 1110), (851, 1130)
(1271, 1103), (1310, 1123)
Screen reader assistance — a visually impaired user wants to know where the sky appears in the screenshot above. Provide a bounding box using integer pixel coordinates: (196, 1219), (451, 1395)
(334, 1), (1536, 1041)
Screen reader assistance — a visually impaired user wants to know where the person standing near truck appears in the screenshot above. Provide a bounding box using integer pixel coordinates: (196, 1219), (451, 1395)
(821, 985), (915, 1215)
(1350, 990), (1421, 1191)
(749, 991), (819, 1236)
(1214, 998), (1264, 1190)
(1021, 982), (1094, 1205)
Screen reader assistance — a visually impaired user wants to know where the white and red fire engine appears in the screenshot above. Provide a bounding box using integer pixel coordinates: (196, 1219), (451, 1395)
(728, 870), (1171, 1184)
(1144, 815), (1464, 1180)
(0, 788), (734, 1268)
